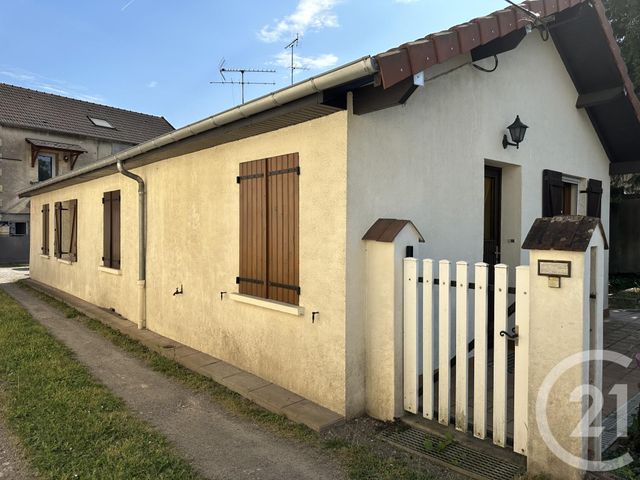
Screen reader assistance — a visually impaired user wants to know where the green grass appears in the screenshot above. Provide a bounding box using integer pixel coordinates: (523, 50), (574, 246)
(0, 288), (203, 480)
(17, 282), (437, 479)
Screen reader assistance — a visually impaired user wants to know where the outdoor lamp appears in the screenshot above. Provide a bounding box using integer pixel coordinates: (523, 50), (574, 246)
(502, 115), (529, 149)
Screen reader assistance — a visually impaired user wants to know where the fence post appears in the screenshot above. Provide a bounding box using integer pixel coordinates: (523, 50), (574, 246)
(438, 260), (451, 425)
(523, 216), (607, 479)
(473, 262), (489, 440)
(403, 257), (419, 414)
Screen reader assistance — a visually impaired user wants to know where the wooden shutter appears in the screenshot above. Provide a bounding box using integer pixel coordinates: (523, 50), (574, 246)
(111, 191), (121, 269)
(41, 204), (49, 255)
(542, 169), (564, 217)
(238, 159), (267, 298)
(267, 154), (300, 305)
(69, 199), (78, 262)
(54, 201), (62, 258)
(586, 179), (603, 218)
(103, 192), (112, 267)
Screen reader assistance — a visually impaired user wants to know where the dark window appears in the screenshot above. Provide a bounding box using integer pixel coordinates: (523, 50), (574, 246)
(586, 179), (603, 218)
(238, 153), (300, 305)
(102, 190), (121, 269)
(54, 199), (78, 262)
(14, 222), (27, 236)
(37, 154), (55, 182)
(41, 204), (50, 255)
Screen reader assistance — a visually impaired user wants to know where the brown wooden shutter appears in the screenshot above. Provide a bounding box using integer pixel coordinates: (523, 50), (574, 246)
(111, 191), (121, 269)
(238, 159), (267, 298)
(586, 179), (603, 218)
(267, 153), (300, 305)
(54, 201), (62, 258)
(103, 192), (112, 267)
(41, 204), (49, 256)
(542, 169), (564, 217)
(69, 199), (78, 262)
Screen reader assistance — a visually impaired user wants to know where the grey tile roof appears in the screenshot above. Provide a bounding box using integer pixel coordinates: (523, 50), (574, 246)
(0, 83), (174, 144)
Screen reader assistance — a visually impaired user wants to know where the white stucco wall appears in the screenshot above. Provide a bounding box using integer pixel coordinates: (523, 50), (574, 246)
(346, 32), (611, 416)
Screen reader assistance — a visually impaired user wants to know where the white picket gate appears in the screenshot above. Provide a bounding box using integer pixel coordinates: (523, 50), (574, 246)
(403, 258), (530, 457)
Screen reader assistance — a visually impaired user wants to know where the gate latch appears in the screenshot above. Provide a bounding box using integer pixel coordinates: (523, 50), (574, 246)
(499, 326), (519, 343)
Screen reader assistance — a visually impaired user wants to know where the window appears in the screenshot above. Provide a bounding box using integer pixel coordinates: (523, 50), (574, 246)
(14, 222), (27, 236)
(237, 153), (300, 305)
(54, 199), (78, 262)
(102, 190), (121, 269)
(37, 154), (55, 181)
(41, 204), (50, 255)
(88, 117), (115, 129)
(542, 170), (603, 218)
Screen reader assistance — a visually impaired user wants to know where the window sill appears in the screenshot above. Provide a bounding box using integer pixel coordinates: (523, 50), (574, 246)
(40, 254), (50, 259)
(56, 258), (73, 265)
(228, 293), (304, 316)
(98, 266), (121, 276)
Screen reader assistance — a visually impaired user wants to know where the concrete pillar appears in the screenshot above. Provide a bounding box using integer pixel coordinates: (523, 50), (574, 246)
(363, 220), (424, 420)
(523, 216), (606, 479)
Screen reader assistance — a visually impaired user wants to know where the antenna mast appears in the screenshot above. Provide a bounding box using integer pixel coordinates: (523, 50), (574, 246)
(211, 59), (276, 104)
(284, 34), (308, 85)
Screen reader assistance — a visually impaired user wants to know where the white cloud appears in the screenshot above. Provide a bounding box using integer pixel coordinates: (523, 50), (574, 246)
(147, 80), (158, 88)
(121, 0), (137, 11)
(272, 51), (338, 71)
(258, 0), (341, 43)
(0, 66), (105, 103)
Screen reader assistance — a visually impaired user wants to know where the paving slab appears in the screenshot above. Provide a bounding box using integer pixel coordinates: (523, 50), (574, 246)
(198, 361), (243, 382)
(282, 400), (345, 433)
(221, 372), (272, 396)
(248, 384), (305, 414)
(177, 351), (221, 372)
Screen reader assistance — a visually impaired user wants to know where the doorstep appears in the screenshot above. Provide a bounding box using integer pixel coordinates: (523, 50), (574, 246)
(22, 278), (345, 433)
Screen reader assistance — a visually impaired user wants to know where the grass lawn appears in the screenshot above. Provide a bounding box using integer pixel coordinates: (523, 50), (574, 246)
(0, 288), (203, 480)
(19, 283), (438, 480)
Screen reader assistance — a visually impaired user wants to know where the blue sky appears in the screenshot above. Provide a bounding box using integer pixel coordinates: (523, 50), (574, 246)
(0, 0), (506, 128)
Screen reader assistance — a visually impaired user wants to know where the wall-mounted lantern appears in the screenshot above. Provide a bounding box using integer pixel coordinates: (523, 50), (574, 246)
(502, 115), (529, 149)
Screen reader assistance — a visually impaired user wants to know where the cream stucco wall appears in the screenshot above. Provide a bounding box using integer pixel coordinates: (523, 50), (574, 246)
(29, 112), (350, 415)
(346, 32), (611, 417)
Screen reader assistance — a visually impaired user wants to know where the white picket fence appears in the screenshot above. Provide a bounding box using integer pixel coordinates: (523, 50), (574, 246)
(403, 258), (530, 456)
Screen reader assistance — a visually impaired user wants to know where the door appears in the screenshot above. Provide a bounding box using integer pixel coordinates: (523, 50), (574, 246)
(483, 166), (502, 267)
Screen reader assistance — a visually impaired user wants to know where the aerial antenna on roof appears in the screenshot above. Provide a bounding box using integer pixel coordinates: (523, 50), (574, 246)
(504, 0), (550, 40)
(211, 58), (276, 104)
(284, 34), (309, 85)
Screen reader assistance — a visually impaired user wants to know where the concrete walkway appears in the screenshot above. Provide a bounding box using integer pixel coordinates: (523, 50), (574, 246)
(1, 283), (345, 480)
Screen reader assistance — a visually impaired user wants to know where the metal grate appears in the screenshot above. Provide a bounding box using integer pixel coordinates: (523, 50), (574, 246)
(382, 426), (524, 480)
(602, 391), (640, 452)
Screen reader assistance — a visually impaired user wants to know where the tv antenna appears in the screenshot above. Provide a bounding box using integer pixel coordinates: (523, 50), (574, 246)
(211, 59), (276, 104)
(284, 34), (309, 85)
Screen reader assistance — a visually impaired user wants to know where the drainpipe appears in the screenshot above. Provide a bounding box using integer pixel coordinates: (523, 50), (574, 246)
(117, 158), (146, 330)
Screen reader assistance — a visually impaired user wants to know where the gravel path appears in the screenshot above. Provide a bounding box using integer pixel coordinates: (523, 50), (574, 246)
(1, 283), (345, 480)
(0, 415), (36, 479)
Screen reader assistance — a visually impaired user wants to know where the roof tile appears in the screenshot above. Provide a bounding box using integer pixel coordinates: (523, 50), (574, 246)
(0, 83), (174, 145)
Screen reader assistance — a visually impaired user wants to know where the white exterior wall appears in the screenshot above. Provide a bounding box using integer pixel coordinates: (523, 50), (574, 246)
(346, 33), (610, 416)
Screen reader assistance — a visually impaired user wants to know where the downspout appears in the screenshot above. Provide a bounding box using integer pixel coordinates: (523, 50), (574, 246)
(117, 158), (146, 329)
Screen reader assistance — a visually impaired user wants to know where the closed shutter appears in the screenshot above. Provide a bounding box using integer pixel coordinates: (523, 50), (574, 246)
(238, 159), (267, 298)
(542, 169), (564, 217)
(54, 201), (62, 258)
(267, 153), (300, 305)
(103, 192), (112, 267)
(41, 204), (49, 255)
(111, 191), (121, 269)
(586, 179), (603, 218)
(69, 199), (78, 262)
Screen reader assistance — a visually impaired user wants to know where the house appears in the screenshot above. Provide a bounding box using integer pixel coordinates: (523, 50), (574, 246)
(0, 83), (174, 264)
(17, 0), (640, 425)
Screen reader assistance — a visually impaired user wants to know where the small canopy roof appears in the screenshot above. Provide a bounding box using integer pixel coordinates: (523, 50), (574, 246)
(363, 218), (425, 243)
(522, 215), (609, 252)
(26, 138), (86, 153)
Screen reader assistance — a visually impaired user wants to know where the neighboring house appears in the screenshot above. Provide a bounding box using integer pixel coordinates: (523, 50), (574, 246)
(0, 83), (173, 264)
(18, 0), (640, 423)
